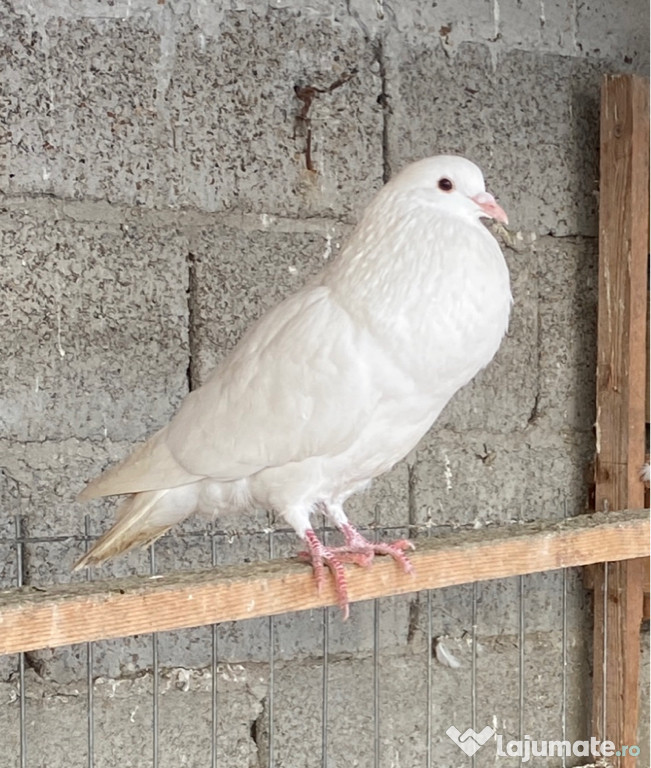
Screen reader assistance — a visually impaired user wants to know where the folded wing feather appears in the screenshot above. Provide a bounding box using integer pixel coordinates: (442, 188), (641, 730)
(78, 285), (385, 500)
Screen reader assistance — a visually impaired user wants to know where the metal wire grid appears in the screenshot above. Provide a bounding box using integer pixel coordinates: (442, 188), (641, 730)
(6, 510), (581, 768)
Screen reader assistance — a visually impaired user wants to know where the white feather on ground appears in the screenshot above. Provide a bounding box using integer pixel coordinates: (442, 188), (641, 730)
(75, 155), (512, 616)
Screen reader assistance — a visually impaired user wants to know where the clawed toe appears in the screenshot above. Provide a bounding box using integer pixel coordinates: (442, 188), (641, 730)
(301, 530), (351, 618)
(339, 523), (415, 573)
(299, 526), (415, 619)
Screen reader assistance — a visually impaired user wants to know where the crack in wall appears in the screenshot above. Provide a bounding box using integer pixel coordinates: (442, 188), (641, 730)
(529, 279), (544, 428)
(373, 36), (392, 184)
(186, 250), (199, 392)
(250, 694), (267, 768)
(407, 460), (418, 530)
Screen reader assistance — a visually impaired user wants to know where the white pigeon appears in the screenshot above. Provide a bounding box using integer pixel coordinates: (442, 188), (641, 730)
(75, 155), (511, 617)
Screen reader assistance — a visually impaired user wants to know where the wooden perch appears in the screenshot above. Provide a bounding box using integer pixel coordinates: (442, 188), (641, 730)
(0, 508), (648, 655)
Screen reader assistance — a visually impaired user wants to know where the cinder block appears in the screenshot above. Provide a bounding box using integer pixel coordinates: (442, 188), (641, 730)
(0, 663), (267, 768)
(1, 205), (189, 443)
(535, 236), (598, 433)
(496, 0), (648, 70)
(3, 6), (384, 217)
(384, 0), (495, 50)
(385, 42), (604, 236)
(0, 466), (22, 541)
(575, 0), (649, 70)
(409, 564), (590, 641)
(254, 627), (589, 768)
(2, 10), (163, 204)
(360, 0), (648, 69)
(471, 629), (590, 768)
(410, 426), (594, 528)
(383, 0), (576, 57)
(494, 0), (576, 54)
(0, 438), (120, 540)
(165, 11), (384, 217)
(0, 542), (17, 595)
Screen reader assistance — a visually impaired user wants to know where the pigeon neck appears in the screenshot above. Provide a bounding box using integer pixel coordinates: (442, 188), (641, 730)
(324, 201), (485, 310)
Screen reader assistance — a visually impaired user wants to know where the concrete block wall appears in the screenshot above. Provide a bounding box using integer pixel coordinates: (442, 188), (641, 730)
(1, 0), (648, 765)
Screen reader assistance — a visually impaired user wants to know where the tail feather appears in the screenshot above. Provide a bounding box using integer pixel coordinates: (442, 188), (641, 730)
(74, 489), (173, 570)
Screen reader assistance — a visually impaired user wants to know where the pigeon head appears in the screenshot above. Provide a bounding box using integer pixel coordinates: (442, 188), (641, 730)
(389, 155), (508, 226)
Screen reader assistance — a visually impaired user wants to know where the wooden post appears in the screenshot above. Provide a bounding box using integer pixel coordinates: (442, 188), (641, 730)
(591, 75), (649, 765)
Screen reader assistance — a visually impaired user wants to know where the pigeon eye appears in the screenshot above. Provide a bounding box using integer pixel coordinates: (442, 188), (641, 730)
(438, 178), (454, 192)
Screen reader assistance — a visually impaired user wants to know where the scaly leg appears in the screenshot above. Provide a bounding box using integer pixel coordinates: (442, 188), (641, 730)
(300, 529), (357, 619)
(298, 504), (415, 619)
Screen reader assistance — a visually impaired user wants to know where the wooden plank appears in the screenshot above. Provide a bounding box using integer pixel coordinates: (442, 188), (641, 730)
(592, 559), (647, 753)
(0, 508), (647, 655)
(594, 75), (649, 502)
(591, 74), (650, 767)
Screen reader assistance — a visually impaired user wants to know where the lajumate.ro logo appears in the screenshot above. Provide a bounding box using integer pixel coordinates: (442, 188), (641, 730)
(445, 724), (641, 762)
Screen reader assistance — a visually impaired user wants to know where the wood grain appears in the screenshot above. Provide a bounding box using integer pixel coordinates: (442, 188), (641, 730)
(591, 74), (650, 766)
(594, 75), (649, 509)
(0, 508), (647, 655)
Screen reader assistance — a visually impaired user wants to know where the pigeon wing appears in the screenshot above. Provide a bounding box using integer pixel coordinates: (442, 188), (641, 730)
(79, 285), (388, 498)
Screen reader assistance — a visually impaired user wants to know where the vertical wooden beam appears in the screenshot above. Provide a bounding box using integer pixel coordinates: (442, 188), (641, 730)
(592, 75), (649, 765)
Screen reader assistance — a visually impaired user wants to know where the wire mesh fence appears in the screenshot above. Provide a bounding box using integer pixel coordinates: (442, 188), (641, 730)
(0, 502), (601, 768)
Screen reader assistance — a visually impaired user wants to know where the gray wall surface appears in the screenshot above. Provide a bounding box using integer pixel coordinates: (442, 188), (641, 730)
(1, 0), (648, 766)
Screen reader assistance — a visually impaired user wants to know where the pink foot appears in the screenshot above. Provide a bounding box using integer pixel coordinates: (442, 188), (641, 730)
(298, 526), (415, 619)
(300, 529), (353, 619)
(339, 522), (415, 575)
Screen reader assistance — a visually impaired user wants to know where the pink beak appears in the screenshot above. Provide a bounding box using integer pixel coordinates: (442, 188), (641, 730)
(471, 191), (508, 225)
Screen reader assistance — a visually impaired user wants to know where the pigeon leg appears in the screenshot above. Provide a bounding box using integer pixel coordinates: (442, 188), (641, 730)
(298, 509), (415, 618)
(300, 529), (354, 619)
(322, 503), (415, 573)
